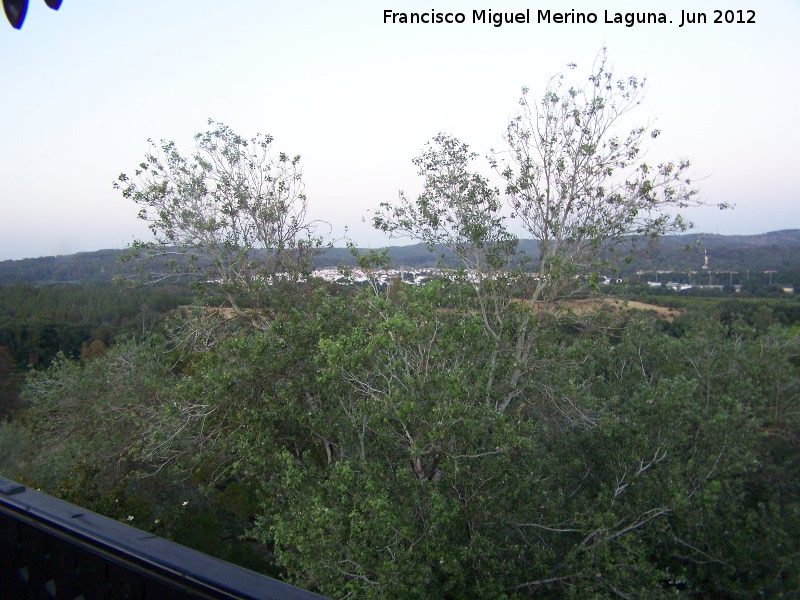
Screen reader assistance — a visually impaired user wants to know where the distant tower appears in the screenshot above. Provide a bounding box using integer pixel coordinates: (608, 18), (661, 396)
(702, 249), (709, 270)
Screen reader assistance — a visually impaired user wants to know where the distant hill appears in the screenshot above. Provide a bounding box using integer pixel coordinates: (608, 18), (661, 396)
(1, 230), (799, 286)
(621, 230), (800, 280)
(0, 249), (131, 285)
(684, 230), (800, 248)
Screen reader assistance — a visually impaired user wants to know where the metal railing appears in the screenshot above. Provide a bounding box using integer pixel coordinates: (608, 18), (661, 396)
(0, 477), (325, 599)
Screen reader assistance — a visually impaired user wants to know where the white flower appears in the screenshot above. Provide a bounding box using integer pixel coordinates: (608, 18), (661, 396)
(182, 501), (188, 506)
(126, 515), (134, 521)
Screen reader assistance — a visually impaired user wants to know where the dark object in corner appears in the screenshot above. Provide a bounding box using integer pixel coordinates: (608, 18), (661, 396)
(0, 477), (327, 599)
(3, 0), (62, 30)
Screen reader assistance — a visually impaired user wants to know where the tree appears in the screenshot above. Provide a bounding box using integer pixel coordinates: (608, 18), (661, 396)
(374, 51), (721, 415)
(377, 51), (721, 302)
(499, 50), (717, 302)
(115, 120), (326, 325)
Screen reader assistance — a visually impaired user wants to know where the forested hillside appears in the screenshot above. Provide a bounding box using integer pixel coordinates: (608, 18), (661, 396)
(0, 283), (191, 419)
(3, 229), (800, 286)
(0, 249), (131, 284)
(0, 283), (188, 366)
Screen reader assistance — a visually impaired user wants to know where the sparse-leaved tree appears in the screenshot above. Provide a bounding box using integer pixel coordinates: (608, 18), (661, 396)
(500, 49), (718, 304)
(115, 120), (325, 323)
(375, 51), (722, 415)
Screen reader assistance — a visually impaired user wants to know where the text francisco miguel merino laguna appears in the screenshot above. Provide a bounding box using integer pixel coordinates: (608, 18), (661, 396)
(383, 9), (732, 28)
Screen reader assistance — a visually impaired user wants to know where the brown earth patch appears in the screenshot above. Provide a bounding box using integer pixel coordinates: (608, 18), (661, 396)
(548, 298), (680, 321)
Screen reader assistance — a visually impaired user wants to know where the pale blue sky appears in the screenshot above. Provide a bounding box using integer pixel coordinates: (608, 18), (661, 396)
(1, 0), (798, 260)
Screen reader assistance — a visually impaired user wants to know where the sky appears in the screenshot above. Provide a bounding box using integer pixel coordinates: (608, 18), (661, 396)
(1, 0), (798, 260)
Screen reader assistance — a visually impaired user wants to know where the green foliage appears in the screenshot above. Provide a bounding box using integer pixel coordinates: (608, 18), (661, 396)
(238, 284), (799, 597)
(0, 345), (21, 418)
(0, 419), (36, 478)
